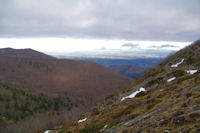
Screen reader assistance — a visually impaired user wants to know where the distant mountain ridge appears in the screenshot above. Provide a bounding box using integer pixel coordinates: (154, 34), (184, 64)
(68, 57), (163, 79)
(109, 65), (150, 79)
(0, 48), (55, 59)
(71, 58), (163, 68)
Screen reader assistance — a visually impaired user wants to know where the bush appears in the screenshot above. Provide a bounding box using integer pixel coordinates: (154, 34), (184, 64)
(0, 94), (4, 101)
(146, 77), (163, 87)
(79, 123), (104, 133)
(91, 108), (100, 115)
(168, 70), (185, 77)
(173, 70), (185, 77)
(135, 91), (146, 97)
(105, 94), (115, 100)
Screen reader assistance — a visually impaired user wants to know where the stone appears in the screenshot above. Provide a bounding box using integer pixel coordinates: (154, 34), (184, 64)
(124, 108), (160, 127)
(190, 86), (200, 92)
(123, 114), (139, 122)
(106, 128), (118, 133)
(189, 110), (200, 118)
(173, 114), (186, 124)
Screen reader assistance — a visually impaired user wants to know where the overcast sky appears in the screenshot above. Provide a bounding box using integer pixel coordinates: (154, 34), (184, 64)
(0, 0), (199, 56)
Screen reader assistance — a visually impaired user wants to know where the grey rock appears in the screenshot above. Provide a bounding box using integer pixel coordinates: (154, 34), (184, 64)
(190, 86), (200, 92)
(162, 103), (173, 111)
(189, 110), (200, 117)
(123, 114), (139, 122)
(124, 108), (160, 127)
(106, 128), (118, 133)
(195, 128), (200, 132)
(157, 119), (168, 126)
(187, 104), (200, 109)
(173, 114), (186, 124)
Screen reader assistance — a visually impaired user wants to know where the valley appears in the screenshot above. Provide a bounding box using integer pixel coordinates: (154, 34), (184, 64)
(65, 58), (163, 79)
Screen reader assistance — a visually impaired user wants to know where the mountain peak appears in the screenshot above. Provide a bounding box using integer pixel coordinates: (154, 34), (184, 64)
(0, 47), (55, 59)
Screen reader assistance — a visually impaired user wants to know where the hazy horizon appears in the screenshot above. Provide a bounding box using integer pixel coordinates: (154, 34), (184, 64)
(0, 38), (190, 59)
(0, 0), (199, 58)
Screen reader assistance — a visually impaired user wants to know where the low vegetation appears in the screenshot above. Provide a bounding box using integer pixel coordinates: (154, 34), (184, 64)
(54, 40), (200, 133)
(0, 82), (74, 132)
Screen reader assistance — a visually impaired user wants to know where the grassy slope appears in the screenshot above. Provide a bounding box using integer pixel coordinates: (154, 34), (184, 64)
(56, 40), (200, 133)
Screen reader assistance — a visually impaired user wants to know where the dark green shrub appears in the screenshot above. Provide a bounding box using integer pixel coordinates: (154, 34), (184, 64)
(91, 108), (100, 115)
(79, 123), (104, 133)
(12, 93), (17, 100)
(135, 91), (146, 97)
(105, 94), (115, 100)
(146, 77), (163, 87)
(0, 95), (4, 101)
(173, 70), (185, 77)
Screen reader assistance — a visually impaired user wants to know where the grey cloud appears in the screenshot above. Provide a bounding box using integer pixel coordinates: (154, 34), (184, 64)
(122, 43), (139, 49)
(160, 44), (178, 48)
(0, 0), (200, 41)
(148, 44), (179, 49)
(98, 47), (121, 51)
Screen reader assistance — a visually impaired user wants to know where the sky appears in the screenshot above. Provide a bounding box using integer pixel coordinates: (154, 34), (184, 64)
(0, 0), (199, 58)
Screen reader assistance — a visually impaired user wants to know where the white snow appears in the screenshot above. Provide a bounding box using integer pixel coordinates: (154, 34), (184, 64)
(171, 59), (184, 67)
(78, 118), (87, 123)
(167, 77), (176, 82)
(186, 70), (198, 75)
(159, 89), (164, 92)
(164, 129), (170, 133)
(121, 87), (146, 101)
(44, 130), (50, 133)
(100, 124), (108, 132)
(44, 130), (52, 133)
(44, 130), (57, 133)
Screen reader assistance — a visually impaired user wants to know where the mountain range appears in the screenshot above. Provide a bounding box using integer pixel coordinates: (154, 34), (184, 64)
(0, 48), (131, 132)
(52, 40), (200, 133)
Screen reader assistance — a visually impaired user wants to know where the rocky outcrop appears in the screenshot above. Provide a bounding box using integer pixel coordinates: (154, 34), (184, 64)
(124, 108), (160, 127)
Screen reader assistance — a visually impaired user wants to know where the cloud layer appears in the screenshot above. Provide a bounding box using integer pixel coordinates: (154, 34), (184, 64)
(0, 0), (200, 41)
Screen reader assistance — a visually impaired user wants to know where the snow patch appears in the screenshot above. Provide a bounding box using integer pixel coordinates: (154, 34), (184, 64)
(78, 118), (87, 123)
(100, 124), (108, 132)
(171, 59), (184, 67)
(167, 77), (176, 82)
(186, 70), (198, 75)
(164, 129), (170, 133)
(159, 89), (164, 92)
(44, 130), (51, 133)
(44, 130), (56, 133)
(121, 87), (146, 101)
